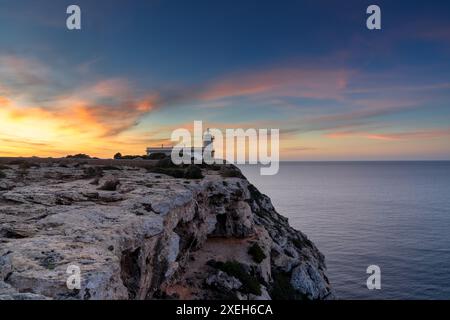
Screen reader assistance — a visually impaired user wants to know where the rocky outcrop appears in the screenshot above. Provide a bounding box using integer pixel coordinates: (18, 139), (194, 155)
(0, 161), (334, 300)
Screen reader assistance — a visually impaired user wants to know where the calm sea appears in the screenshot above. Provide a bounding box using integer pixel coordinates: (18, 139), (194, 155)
(239, 161), (450, 300)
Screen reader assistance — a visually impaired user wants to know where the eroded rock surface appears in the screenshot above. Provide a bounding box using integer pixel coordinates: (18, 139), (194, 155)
(0, 161), (334, 300)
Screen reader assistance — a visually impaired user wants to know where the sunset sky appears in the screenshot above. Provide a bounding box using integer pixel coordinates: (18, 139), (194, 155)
(0, 0), (449, 160)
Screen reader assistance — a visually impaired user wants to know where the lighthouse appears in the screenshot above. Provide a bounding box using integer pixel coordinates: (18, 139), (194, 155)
(146, 127), (215, 161)
(203, 128), (215, 160)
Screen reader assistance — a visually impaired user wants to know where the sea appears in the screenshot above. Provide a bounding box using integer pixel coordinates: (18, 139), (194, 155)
(239, 161), (450, 300)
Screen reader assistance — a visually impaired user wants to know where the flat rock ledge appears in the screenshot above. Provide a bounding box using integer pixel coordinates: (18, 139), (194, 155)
(0, 161), (334, 300)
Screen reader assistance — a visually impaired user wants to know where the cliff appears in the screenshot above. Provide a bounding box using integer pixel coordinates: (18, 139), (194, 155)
(0, 160), (334, 300)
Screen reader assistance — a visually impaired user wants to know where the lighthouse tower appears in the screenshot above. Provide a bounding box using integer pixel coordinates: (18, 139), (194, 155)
(203, 128), (215, 159)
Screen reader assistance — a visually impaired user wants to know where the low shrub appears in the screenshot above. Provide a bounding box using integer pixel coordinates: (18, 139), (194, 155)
(118, 155), (147, 160)
(207, 164), (222, 171)
(155, 158), (178, 168)
(148, 164), (205, 180)
(220, 165), (244, 178)
(66, 153), (92, 159)
(66, 154), (91, 159)
(183, 165), (203, 179)
(270, 271), (304, 300)
(148, 153), (167, 160)
(248, 243), (266, 263)
(113, 152), (122, 159)
(292, 238), (303, 249)
(291, 236), (314, 250)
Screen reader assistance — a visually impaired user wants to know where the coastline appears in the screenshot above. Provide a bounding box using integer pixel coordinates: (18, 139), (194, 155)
(0, 158), (333, 300)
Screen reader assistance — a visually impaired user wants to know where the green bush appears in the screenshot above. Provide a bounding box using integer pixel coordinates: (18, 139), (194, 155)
(248, 243), (266, 263)
(214, 260), (261, 296)
(156, 158), (177, 168)
(183, 165), (203, 179)
(66, 153), (91, 159)
(119, 155), (148, 159)
(291, 236), (314, 250)
(220, 165), (244, 178)
(208, 164), (222, 171)
(270, 272), (304, 300)
(148, 164), (204, 180)
(148, 153), (167, 160)
(292, 238), (302, 248)
(0, 170), (6, 179)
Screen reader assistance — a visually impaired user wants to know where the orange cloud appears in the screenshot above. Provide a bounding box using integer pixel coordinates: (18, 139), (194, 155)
(0, 54), (161, 157)
(0, 96), (11, 106)
(89, 79), (133, 98)
(199, 67), (352, 102)
(0, 79), (159, 157)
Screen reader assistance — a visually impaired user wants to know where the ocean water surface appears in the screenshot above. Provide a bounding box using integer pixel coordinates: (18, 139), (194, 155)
(239, 162), (450, 300)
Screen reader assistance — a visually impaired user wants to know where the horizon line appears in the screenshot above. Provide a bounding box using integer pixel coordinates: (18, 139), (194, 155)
(0, 156), (449, 163)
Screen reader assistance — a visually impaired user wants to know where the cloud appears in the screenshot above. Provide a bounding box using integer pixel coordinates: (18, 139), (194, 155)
(230, 98), (420, 138)
(0, 54), (429, 141)
(1, 52), (449, 159)
(199, 67), (352, 102)
(0, 71), (159, 157)
(0, 55), (51, 98)
(141, 64), (354, 110)
(0, 54), (158, 138)
(415, 23), (450, 43)
(325, 128), (450, 141)
(88, 79), (133, 98)
(46, 94), (157, 137)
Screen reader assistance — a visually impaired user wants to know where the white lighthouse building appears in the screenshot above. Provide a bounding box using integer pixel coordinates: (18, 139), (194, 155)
(202, 128), (215, 157)
(146, 128), (215, 160)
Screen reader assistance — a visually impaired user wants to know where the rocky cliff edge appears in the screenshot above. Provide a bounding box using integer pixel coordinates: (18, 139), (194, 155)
(0, 160), (334, 300)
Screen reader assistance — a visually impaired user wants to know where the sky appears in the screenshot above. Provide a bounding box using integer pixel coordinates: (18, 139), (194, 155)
(0, 0), (449, 160)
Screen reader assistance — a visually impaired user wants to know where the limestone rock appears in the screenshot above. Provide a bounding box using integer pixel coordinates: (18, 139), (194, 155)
(0, 161), (334, 300)
(206, 271), (242, 291)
